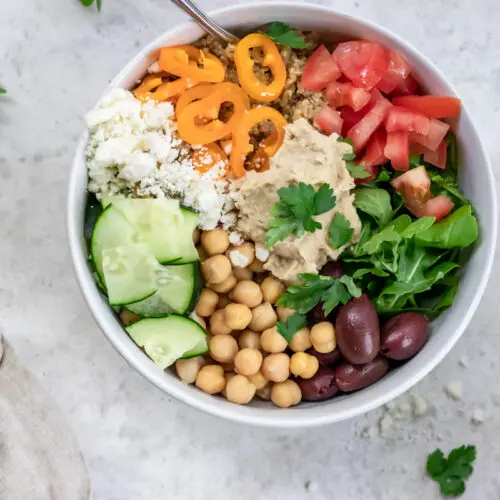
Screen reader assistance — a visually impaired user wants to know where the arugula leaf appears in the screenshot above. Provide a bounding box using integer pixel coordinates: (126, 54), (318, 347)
(264, 22), (307, 48)
(362, 166), (392, 188)
(354, 188), (392, 227)
(362, 226), (401, 254)
(400, 216), (435, 238)
(409, 153), (422, 169)
(415, 205), (478, 249)
(446, 132), (458, 173)
(277, 273), (361, 315)
(427, 445), (476, 497)
(429, 169), (469, 205)
(0, 87), (6, 94)
(276, 313), (307, 342)
(346, 161), (371, 179)
(328, 213), (354, 249)
(265, 182), (336, 248)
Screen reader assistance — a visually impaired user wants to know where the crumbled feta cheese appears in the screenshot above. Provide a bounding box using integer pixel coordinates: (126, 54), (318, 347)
(147, 61), (161, 73)
(445, 381), (463, 401)
(229, 250), (249, 268)
(229, 231), (243, 245)
(85, 88), (233, 230)
(471, 407), (485, 424)
(255, 245), (270, 262)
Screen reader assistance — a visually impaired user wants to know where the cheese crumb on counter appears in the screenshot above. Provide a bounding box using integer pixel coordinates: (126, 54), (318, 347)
(471, 407), (485, 425)
(85, 88), (232, 230)
(445, 381), (463, 401)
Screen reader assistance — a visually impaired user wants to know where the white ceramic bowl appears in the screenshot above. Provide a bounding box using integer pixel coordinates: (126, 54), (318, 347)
(68, 2), (497, 428)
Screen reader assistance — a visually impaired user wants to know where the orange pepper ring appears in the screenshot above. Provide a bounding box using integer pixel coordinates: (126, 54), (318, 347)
(159, 45), (225, 83)
(192, 142), (229, 178)
(177, 86), (249, 145)
(229, 106), (287, 178)
(234, 34), (287, 103)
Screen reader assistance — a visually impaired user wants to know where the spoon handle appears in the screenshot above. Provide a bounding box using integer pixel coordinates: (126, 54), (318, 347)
(170, 0), (240, 44)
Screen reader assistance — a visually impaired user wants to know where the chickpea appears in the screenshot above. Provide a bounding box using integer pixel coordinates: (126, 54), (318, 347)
(197, 245), (209, 262)
(256, 384), (272, 400)
(277, 306), (296, 322)
(209, 309), (232, 335)
(210, 274), (237, 294)
(261, 326), (287, 353)
(209, 335), (239, 363)
(193, 227), (201, 245)
(202, 255), (232, 284)
(119, 309), (141, 326)
(238, 330), (261, 350)
(217, 294), (232, 309)
(229, 242), (255, 268)
(248, 259), (265, 273)
(201, 228), (230, 256)
(310, 322), (336, 353)
(233, 267), (253, 281)
(249, 371), (268, 390)
(234, 348), (263, 376)
(260, 277), (285, 304)
(231, 280), (263, 308)
(250, 302), (278, 332)
(195, 365), (226, 394)
(196, 288), (219, 317)
(262, 353), (290, 382)
(290, 352), (319, 379)
(289, 327), (312, 352)
(271, 380), (302, 408)
(224, 303), (252, 330)
(224, 374), (256, 405)
(175, 356), (205, 384)
(221, 372), (236, 398)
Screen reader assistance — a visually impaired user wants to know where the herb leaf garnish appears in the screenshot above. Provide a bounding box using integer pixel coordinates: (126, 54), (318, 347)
(264, 22), (307, 48)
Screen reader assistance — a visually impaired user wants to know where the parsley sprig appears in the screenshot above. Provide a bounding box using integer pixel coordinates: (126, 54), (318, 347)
(427, 445), (477, 497)
(80, 0), (101, 11)
(276, 313), (307, 342)
(277, 273), (361, 316)
(264, 22), (307, 48)
(265, 183), (336, 248)
(328, 213), (354, 249)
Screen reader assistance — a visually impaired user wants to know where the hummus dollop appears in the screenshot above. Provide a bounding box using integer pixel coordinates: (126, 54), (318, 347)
(233, 118), (361, 283)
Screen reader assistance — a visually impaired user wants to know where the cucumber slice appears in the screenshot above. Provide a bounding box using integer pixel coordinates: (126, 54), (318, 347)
(125, 263), (202, 317)
(104, 197), (199, 265)
(90, 206), (141, 285)
(84, 193), (103, 242)
(102, 243), (160, 306)
(126, 315), (208, 369)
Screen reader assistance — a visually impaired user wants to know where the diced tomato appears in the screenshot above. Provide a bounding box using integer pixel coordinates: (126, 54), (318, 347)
(391, 165), (431, 200)
(301, 45), (341, 91)
(315, 104), (343, 135)
(419, 195), (455, 221)
(409, 142), (430, 155)
(409, 119), (450, 152)
(423, 140), (447, 169)
(325, 81), (371, 112)
(392, 95), (461, 118)
(391, 74), (419, 97)
(347, 97), (392, 153)
(377, 50), (412, 94)
(360, 128), (387, 166)
(385, 106), (430, 135)
(384, 131), (409, 171)
(340, 89), (384, 135)
(333, 41), (389, 90)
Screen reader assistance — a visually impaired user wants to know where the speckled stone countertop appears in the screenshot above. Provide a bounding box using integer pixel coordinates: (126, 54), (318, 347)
(1, 0), (499, 498)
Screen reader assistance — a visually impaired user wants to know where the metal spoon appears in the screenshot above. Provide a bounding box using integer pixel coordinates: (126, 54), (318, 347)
(170, 0), (240, 44)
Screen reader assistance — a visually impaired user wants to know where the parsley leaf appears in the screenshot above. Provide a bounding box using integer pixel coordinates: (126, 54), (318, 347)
(277, 273), (361, 316)
(80, 0), (101, 11)
(276, 313), (307, 342)
(427, 445), (476, 497)
(265, 182), (336, 248)
(346, 161), (371, 179)
(0, 87), (6, 94)
(328, 213), (354, 249)
(264, 22), (307, 48)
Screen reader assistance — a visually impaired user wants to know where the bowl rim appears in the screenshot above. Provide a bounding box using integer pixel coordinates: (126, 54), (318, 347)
(68, 1), (498, 428)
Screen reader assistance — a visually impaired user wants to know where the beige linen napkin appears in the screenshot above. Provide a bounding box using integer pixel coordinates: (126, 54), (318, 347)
(0, 334), (91, 500)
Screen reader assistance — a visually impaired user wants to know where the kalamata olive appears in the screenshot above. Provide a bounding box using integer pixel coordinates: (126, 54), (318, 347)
(320, 261), (344, 280)
(307, 302), (328, 324)
(335, 356), (389, 392)
(307, 347), (341, 367)
(336, 294), (380, 364)
(380, 313), (429, 360)
(297, 367), (339, 401)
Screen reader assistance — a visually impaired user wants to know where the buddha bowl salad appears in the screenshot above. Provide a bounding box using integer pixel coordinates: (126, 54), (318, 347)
(84, 24), (478, 408)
